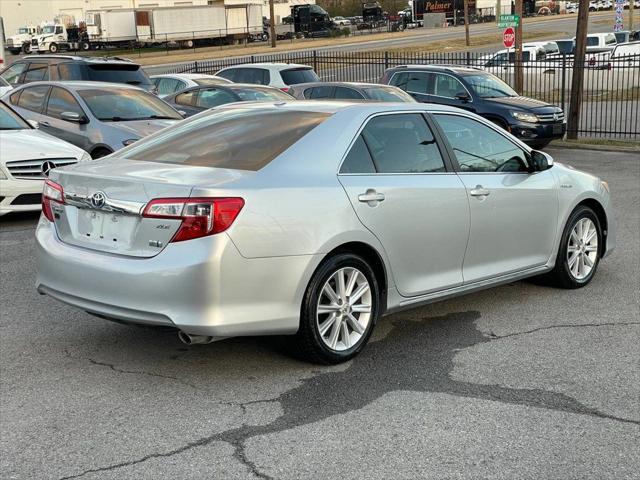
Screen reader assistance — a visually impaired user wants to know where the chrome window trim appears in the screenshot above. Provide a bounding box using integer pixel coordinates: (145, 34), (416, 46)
(388, 70), (473, 103)
(337, 110), (451, 176)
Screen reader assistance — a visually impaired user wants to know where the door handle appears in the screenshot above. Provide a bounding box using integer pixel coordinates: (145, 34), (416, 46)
(469, 185), (490, 197)
(358, 189), (385, 205)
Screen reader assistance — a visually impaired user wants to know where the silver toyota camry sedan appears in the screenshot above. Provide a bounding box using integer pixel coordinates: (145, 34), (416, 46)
(36, 102), (615, 364)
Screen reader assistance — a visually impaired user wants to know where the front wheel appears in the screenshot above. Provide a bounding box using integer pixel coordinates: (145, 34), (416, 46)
(291, 253), (380, 364)
(48, 43), (58, 53)
(22, 43), (32, 54)
(544, 206), (602, 289)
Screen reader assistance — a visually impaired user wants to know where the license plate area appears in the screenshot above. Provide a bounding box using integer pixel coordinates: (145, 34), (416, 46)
(78, 209), (138, 249)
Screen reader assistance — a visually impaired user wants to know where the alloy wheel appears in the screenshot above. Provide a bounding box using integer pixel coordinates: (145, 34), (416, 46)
(567, 217), (598, 280)
(316, 267), (372, 351)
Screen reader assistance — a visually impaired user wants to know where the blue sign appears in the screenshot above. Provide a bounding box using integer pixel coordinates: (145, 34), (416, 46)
(614, 0), (624, 32)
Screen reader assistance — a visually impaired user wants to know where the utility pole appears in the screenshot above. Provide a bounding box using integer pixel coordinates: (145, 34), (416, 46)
(514, 0), (523, 93)
(464, 0), (470, 46)
(269, 0), (277, 48)
(567, 0), (590, 139)
(630, 0), (635, 31)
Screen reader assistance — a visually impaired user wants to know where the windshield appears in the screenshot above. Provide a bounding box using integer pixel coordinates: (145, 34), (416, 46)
(122, 108), (331, 171)
(280, 68), (320, 85)
(18, 28), (29, 34)
(42, 25), (55, 34)
(231, 86), (293, 102)
(0, 102), (30, 130)
(78, 88), (182, 121)
(364, 86), (415, 102)
(464, 74), (518, 98)
(556, 40), (575, 54)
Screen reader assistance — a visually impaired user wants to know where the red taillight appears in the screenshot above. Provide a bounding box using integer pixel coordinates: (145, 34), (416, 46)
(42, 179), (64, 222)
(142, 197), (244, 242)
(280, 87), (290, 93)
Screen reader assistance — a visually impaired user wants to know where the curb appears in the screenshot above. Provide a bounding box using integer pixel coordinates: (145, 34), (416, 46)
(549, 141), (640, 153)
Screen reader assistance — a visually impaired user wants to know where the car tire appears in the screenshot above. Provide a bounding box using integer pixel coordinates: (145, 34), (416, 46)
(91, 147), (112, 159)
(291, 253), (380, 364)
(22, 43), (32, 54)
(49, 43), (58, 53)
(544, 206), (602, 289)
(80, 41), (91, 51)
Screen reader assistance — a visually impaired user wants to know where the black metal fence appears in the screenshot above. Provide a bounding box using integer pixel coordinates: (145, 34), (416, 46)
(162, 50), (640, 140)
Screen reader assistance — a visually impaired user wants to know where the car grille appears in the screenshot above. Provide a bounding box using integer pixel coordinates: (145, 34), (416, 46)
(11, 193), (42, 205)
(5, 158), (78, 179)
(537, 111), (565, 123)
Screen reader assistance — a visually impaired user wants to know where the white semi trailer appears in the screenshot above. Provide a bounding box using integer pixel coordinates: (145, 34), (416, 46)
(85, 10), (137, 46)
(135, 3), (263, 47)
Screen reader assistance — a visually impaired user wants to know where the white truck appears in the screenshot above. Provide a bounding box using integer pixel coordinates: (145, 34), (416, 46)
(135, 4), (263, 47)
(5, 26), (40, 54)
(84, 10), (138, 48)
(32, 22), (91, 53)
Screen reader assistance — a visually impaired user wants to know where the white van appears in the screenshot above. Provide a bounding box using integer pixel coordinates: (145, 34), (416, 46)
(609, 41), (640, 68)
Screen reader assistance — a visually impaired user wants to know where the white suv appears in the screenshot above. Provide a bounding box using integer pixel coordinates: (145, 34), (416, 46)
(215, 63), (320, 92)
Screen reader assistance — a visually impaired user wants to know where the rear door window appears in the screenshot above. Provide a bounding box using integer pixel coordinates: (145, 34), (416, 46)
(389, 71), (433, 94)
(174, 90), (198, 106)
(340, 136), (376, 174)
(360, 113), (446, 173)
(57, 63), (84, 80)
(280, 68), (320, 85)
(229, 68), (270, 85)
(17, 85), (50, 113)
(23, 63), (49, 83)
(309, 86), (334, 99)
(123, 108), (331, 171)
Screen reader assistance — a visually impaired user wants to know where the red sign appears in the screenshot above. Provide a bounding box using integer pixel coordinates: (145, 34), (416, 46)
(503, 27), (516, 48)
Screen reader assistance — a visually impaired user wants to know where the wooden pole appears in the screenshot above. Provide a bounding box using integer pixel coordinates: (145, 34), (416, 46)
(630, 0), (634, 31)
(464, 0), (470, 46)
(567, 0), (590, 140)
(269, 0), (276, 48)
(514, 0), (523, 93)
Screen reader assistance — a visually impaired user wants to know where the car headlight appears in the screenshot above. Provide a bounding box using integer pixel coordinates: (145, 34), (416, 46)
(79, 151), (92, 162)
(511, 111), (539, 123)
(0, 167), (7, 180)
(122, 139), (138, 147)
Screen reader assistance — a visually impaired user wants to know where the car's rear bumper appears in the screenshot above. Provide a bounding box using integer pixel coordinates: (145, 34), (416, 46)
(36, 218), (321, 337)
(0, 179), (44, 216)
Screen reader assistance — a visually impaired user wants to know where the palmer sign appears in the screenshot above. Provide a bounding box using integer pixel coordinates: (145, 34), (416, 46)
(413, 0), (477, 15)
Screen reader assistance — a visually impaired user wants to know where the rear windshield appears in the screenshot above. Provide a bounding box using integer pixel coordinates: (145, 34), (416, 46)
(230, 86), (293, 102)
(280, 68), (320, 85)
(364, 86), (414, 102)
(123, 108), (330, 171)
(87, 64), (152, 87)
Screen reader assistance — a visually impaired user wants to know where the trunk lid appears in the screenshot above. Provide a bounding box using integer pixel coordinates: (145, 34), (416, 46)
(49, 158), (245, 257)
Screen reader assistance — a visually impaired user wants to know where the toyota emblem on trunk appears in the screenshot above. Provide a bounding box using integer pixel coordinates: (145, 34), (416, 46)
(90, 191), (107, 209)
(41, 161), (56, 177)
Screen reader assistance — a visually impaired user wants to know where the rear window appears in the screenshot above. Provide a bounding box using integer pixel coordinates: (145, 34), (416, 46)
(123, 108), (330, 171)
(86, 64), (151, 87)
(230, 87), (292, 102)
(280, 68), (320, 85)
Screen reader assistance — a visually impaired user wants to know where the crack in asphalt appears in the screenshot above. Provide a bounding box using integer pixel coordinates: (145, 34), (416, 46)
(64, 349), (198, 390)
(487, 321), (640, 339)
(58, 312), (640, 479)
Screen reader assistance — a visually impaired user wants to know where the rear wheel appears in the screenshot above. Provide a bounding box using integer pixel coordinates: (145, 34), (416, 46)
(544, 206), (602, 289)
(291, 253), (379, 364)
(22, 43), (32, 54)
(48, 43), (59, 53)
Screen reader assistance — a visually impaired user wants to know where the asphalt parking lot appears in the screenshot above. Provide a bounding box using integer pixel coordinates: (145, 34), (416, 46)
(1, 147), (638, 480)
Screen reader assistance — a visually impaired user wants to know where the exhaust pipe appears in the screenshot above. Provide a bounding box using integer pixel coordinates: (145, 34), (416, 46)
(178, 331), (216, 345)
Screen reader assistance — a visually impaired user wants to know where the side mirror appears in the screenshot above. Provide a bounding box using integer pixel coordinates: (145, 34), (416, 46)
(61, 111), (88, 124)
(455, 92), (471, 102)
(530, 150), (554, 172)
(27, 119), (39, 129)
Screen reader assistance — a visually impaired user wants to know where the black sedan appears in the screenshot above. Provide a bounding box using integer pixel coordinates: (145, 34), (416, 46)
(287, 82), (415, 102)
(163, 84), (294, 117)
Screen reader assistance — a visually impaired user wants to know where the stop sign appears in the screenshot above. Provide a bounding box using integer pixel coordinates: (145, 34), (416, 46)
(503, 27), (516, 48)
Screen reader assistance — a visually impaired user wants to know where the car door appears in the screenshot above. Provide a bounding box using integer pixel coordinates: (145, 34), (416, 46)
(338, 112), (470, 296)
(433, 113), (559, 283)
(43, 86), (91, 150)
